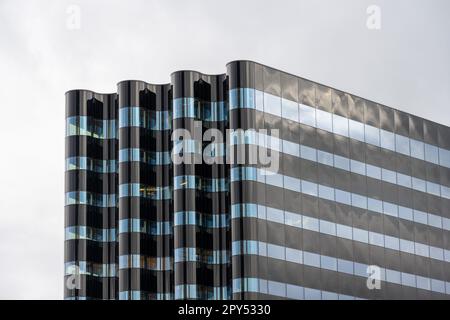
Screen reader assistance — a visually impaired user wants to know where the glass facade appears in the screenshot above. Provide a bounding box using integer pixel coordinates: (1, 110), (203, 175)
(65, 61), (450, 300)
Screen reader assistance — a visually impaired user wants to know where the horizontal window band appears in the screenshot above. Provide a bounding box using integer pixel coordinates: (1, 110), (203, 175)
(65, 261), (116, 278)
(173, 98), (228, 121)
(119, 183), (172, 200)
(65, 191), (117, 208)
(118, 255), (172, 271)
(66, 116), (116, 139)
(174, 284), (231, 300)
(119, 148), (171, 165)
(232, 240), (450, 296)
(118, 291), (173, 300)
(230, 167), (450, 233)
(232, 277), (364, 300)
(174, 247), (230, 265)
(229, 88), (450, 169)
(118, 219), (172, 236)
(232, 202), (450, 263)
(66, 156), (117, 173)
(174, 211), (230, 228)
(230, 130), (450, 200)
(119, 107), (171, 130)
(65, 226), (116, 242)
(174, 175), (228, 192)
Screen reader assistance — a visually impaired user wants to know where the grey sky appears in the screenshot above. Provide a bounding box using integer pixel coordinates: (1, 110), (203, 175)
(0, 0), (448, 299)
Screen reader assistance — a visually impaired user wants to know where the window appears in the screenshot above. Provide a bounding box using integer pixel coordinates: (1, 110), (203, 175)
(302, 216), (319, 232)
(381, 168), (396, 184)
(264, 93), (281, 117)
(267, 244), (285, 260)
(412, 177), (426, 192)
(286, 248), (302, 264)
(351, 193), (367, 209)
(398, 206), (413, 221)
(300, 145), (317, 162)
(317, 150), (334, 166)
(366, 164), (381, 180)
(354, 262), (367, 277)
(304, 288), (321, 300)
(384, 235), (400, 251)
(335, 189), (351, 205)
(284, 175), (300, 192)
(321, 255), (337, 271)
(320, 220), (336, 236)
(286, 284), (303, 299)
(316, 109), (333, 132)
(414, 243), (429, 257)
(397, 173), (412, 188)
(334, 155), (350, 171)
(266, 173), (283, 188)
(303, 252), (320, 268)
(400, 239), (415, 254)
(255, 90), (264, 112)
(268, 281), (285, 297)
(285, 211), (302, 227)
(425, 144), (439, 164)
(365, 125), (380, 146)
(282, 99), (299, 122)
(428, 214), (442, 229)
(439, 148), (450, 167)
(401, 273), (416, 287)
(367, 198), (383, 213)
(299, 104), (316, 127)
(426, 181), (440, 196)
(349, 119), (365, 142)
(369, 232), (384, 247)
(319, 185), (335, 201)
(416, 276), (431, 291)
(431, 280), (446, 294)
(395, 134), (410, 156)
(301, 180), (318, 196)
(413, 210), (427, 224)
(410, 139), (425, 160)
(353, 228), (369, 244)
(350, 160), (366, 175)
(337, 259), (354, 274)
(336, 224), (353, 240)
(258, 242), (267, 256)
(333, 114), (349, 137)
(282, 140), (299, 157)
(386, 270), (401, 284)
(380, 129), (395, 151)
(383, 202), (398, 217)
(266, 207), (284, 224)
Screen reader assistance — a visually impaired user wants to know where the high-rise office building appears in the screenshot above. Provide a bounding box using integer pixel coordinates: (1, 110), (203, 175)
(65, 60), (450, 300)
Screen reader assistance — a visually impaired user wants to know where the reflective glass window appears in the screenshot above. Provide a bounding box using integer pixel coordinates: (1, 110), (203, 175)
(334, 155), (350, 171)
(302, 216), (319, 232)
(349, 119), (365, 142)
(300, 145), (317, 162)
(425, 144), (439, 164)
(320, 255), (337, 271)
(319, 185), (335, 201)
(350, 160), (366, 175)
(337, 259), (354, 274)
(301, 180), (318, 196)
(282, 99), (299, 122)
(303, 252), (321, 268)
(439, 148), (450, 167)
(320, 220), (336, 236)
(267, 244), (285, 260)
(316, 109), (333, 132)
(299, 104), (316, 127)
(365, 125), (380, 147)
(317, 150), (334, 167)
(395, 134), (410, 156)
(366, 164), (381, 180)
(264, 93), (281, 117)
(353, 228), (369, 243)
(286, 248), (302, 264)
(410, 139), (425, 160)
(380, 130), (395, 151)
(333, 114), (349, 137)
(268, 281), (286, 297)
(381, 168), (397, 184)
(335, 189), (351, 205)
(336, 224), (353, 240)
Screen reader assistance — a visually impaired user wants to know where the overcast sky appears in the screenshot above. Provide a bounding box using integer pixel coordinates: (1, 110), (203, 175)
(0, 0), (449, 299)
